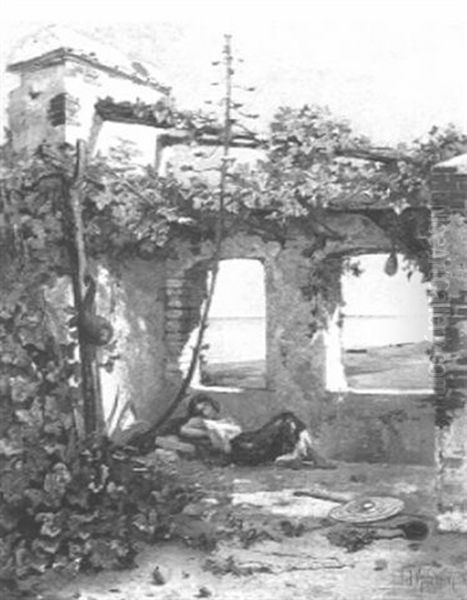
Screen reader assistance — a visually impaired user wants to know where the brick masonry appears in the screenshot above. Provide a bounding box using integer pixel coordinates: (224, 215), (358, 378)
(7, 45), (168, 155)
(164, 265), (209, 367)
(430, 154), (467, 532)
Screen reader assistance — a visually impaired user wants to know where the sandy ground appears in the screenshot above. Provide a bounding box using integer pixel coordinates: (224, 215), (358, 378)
(344, 342), (432, 390)
(202, 360), (266, 389)
(29, 460), (467, 600)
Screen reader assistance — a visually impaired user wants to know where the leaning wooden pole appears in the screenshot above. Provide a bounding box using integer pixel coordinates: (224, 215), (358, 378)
(66, 140), (101, 436)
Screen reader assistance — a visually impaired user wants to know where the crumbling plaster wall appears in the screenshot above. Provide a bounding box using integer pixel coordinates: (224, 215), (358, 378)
(142, 212), (435, 465)
(63, 61), (167, 155)
(42, 258), (168, 437)
(5, 40), (436, 464)
(96, 259), (167, 432)
(8, 64), (66, 153)
(6, 48), (175, 436)
(161, 228), (330, 428)
(8, 56), (168, 155)
(34, 209), (436, 464)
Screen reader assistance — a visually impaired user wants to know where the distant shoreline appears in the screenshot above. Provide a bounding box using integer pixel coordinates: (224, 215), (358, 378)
(342, 314), (429, 319)
(209, 315), (265, 320)
(209, 314), (428, 319)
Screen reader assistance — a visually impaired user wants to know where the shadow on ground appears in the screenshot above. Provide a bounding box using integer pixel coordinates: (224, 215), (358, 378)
(35, 460), (467, 600)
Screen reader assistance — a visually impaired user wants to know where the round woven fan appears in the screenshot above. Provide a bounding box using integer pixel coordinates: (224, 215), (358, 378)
(329, 496), (404, 524)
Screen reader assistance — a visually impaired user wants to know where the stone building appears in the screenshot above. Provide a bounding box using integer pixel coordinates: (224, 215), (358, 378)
(4, 26), (457, 487)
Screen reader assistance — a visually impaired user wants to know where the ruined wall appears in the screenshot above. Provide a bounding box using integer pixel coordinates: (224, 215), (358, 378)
(98, 210), (435, 465)
(96, 259), (167, 433)
(8, 55), (167, 155)
(42, 259), (168, 437)
(319, 393), (434, 465)
(142, 213), (436, 464)
(8, 64), (66, 153)
(431, 154), (467, 532)
(63, 61), (167, 155)
(6, 48), (174, 436)
(5, 39), (437, 465)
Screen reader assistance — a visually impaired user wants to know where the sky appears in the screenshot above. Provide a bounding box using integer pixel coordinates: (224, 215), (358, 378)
(209, 260), (266, 318)
(0, 0), (466, 145)
(208, 254), (431, 320)
(0, 2), (457, 326)
(342, 254), (430, 317)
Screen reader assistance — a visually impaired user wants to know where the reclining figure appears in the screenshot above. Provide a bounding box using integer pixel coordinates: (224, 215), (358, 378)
(178, 393), (335, 468)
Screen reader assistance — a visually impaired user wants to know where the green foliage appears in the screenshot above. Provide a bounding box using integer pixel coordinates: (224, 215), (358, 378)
(300, 256), (344, 336)
(0, 432), (198, 582)
(265, 105), (374, 211)
(0, 105), (465, 589)
(3, 107), (462, 266)
(0, 273), (197, 586)
(249, 106), (467, 214)
(0, 140), (199, 264)
(0, 142), (200, 590)
(84, 152), (195, 258)
(373, 124), (467, 210)
(81, 109), (466, 265)
(253, 108), (465, 277)
(173, 106), (464, 280)
(0, 264), (195, 585)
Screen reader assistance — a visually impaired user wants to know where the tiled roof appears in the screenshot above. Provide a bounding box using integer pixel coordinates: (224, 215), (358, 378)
(7, 25), (170, 94)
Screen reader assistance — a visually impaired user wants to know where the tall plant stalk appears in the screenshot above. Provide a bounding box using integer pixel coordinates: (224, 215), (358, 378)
(150, 34), (234, 433)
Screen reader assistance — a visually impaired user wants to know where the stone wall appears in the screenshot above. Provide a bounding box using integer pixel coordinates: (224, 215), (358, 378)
(319, 393), (434, 465)
(109, 214), (435, 465)
(431, 154), (467, 531)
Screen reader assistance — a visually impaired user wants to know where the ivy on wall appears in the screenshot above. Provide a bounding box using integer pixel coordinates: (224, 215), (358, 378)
(0, 104), (466, 588)
(0, 145), (199, 592)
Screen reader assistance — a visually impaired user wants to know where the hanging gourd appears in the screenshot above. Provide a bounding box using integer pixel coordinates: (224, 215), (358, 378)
(384, 250), (398, 276)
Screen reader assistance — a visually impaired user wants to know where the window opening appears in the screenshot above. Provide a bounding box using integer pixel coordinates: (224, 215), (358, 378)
(328, 253), (433, 394)
(182, 259), (267, 390)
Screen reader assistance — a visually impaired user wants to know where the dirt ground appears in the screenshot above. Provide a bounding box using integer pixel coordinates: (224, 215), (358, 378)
(344, 342), (432, 390)
(203, 342), (432, 391)
(31, 460), (467, 600)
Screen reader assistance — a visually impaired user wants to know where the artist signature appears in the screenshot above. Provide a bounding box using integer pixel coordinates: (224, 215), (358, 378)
(396, 563), (467, 596)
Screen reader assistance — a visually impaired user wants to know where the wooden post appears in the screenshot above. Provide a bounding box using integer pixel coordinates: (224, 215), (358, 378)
(67, 140), (102, 436)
